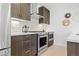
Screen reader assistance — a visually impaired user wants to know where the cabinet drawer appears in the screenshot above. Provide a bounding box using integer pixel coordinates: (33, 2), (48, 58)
(23, 35), (32, 40)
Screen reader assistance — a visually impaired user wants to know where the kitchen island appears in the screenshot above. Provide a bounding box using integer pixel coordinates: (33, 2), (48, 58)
(67, 33), (79, 56)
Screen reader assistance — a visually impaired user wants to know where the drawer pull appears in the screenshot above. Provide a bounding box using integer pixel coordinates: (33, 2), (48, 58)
(24, 50), (31, 53)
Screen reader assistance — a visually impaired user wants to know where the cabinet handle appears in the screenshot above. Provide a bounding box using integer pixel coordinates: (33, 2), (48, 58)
(24, 50), (31, 53)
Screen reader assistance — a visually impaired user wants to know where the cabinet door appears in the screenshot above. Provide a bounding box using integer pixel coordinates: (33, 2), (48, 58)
(75, 43), (79, 56)
(43, 7), (50, 24)
(11, 3), (21, 18)
(11, 36), (17, 56)
(17, 36), (23, 56)
(39, 6), (50, 24)
(45, 8), (50, 24)
(39, 6), (45, 24)
(31, 34), (37, 56)
(67, 42), (76, 56)
(20, 3), (31, 20)
(22, 35), (37, 56)
(11, 36), (23, 56)
(22, 35), (32, 56)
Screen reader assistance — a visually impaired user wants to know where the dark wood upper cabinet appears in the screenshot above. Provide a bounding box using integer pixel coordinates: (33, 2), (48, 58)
(11, 3), (31, 21)
(20, 3), (31, 20)
(39, 6), (50, 24)
(11, 3), (21, 19)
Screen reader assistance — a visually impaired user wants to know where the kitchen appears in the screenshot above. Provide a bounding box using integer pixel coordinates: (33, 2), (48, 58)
(0, 3), (79, 56)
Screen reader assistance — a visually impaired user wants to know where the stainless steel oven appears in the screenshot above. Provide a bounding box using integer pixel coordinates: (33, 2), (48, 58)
(38, 33), (48, 55)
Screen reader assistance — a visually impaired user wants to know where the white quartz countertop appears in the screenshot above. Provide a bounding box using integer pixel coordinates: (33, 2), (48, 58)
(11, 32), (36, 36)
(67, 33), (79, 43)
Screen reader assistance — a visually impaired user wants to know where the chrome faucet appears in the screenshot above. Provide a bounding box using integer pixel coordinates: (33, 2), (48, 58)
(22, 25), (29, 32)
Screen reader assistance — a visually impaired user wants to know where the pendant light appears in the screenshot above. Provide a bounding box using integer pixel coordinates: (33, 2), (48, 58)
(62, 13), (71, 26)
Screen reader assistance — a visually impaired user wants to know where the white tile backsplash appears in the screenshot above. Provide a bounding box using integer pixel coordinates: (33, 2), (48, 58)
(11, 20), (29, 33)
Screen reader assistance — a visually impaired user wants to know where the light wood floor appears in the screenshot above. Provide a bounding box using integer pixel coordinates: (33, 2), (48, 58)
(40, 45), (67, 56)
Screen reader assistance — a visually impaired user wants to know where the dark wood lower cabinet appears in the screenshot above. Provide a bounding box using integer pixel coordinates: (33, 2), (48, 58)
(11, 34), (37, 56)
(48, 40), (54, 47)
(67, 41), (79, 56)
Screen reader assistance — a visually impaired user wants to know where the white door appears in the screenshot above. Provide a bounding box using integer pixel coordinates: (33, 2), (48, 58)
(0, 3), (1, 49)
(0, 3), (10, 49)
